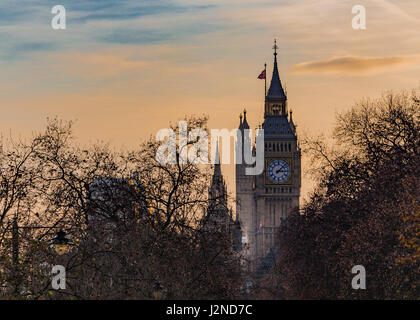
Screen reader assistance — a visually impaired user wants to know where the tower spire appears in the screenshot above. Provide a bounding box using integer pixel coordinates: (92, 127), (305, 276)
(213, 141), (221, 177)
(266, 39), (286, 102)
(209, 140), (225, 205)
(242, 108), (249, 129)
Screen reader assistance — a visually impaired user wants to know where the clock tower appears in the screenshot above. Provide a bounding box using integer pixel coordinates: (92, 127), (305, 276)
(236, 41), (301, 266)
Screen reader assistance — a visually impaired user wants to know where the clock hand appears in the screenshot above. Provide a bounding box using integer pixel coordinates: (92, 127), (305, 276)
(275, 163), (287, 174)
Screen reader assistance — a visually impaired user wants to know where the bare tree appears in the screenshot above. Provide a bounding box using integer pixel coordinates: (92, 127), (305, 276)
(1, 115), (242, 300)
(270, 90), (419, 299)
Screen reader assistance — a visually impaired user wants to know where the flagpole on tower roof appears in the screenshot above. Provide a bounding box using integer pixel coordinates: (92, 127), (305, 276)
(264, 62), (267, 99)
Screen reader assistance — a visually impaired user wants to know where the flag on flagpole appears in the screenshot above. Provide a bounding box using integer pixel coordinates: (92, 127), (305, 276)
(257, 69), (266, 79)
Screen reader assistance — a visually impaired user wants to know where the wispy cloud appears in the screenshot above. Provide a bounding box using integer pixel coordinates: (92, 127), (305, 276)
(69, 1), (216, 24)
(98, 20), (225, 45)
(55, 52), (147, 78)
(0, 41), (58, 61)
(0, 0), (225, 61)
(290, 55), (420, 75)
(371, 0), (420, 24)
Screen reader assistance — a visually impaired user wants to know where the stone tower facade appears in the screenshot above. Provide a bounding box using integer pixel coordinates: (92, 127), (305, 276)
(205, 144), (232, 232)
(204, 144), (242, 252)
(236, 42), (301, 264)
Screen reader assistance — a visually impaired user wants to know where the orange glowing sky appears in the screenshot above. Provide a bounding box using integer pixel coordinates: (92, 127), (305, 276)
(1, 0), (419, 202)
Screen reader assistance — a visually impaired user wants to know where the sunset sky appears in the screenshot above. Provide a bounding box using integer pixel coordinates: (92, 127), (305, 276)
(1, 0), (419, 201)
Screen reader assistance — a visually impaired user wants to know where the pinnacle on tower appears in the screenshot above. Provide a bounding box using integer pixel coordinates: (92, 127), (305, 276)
(266, 39), (287, 102)
(242, 109), (249, 129)
(213, 141), (222, 178)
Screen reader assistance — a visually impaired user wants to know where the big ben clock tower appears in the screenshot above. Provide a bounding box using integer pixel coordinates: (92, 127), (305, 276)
(236, 40), (301, 265)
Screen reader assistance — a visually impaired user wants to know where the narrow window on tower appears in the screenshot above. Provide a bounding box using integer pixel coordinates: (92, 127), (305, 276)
(270, 205), (275, 224)
(273, 205), (276, 225)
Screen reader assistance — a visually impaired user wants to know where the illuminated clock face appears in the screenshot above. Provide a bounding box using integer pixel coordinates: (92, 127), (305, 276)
(267, 160), (290, 183)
